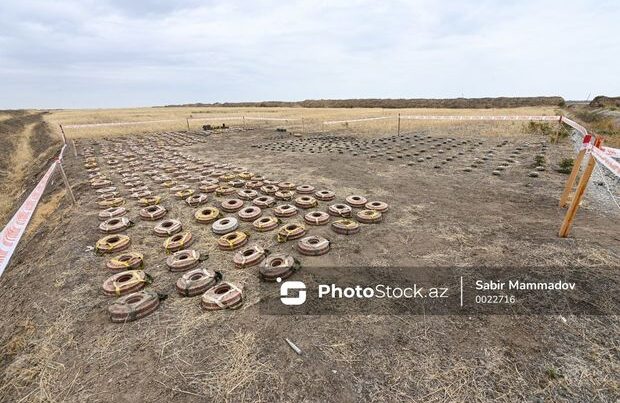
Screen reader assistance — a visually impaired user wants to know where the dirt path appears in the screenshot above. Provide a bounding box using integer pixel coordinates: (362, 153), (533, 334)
(0, 111), (61, 227)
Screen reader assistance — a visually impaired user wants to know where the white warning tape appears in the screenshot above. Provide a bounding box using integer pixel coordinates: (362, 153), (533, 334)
(591, 146), (620, 178)
(323, 116), (392, 125)
(188, 116), (244, 121)
(243, 117), (301, 121)
(573, 131), (619, 159)
(0, 162), (58, 277)
(0, 140), (67, 277)
(601, 146), (620, 159)
(324, 115), (560, 125)
(65, 116), (302, 128)
(63, 119), (179, 128)
(400, 115), (561, 121)
(560, 116), (588, 137)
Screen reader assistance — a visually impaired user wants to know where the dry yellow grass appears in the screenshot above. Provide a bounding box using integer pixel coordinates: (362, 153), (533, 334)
(0, 123), (36, 220)
(25, 190), (66, 238)
(45, 106), (560, 139)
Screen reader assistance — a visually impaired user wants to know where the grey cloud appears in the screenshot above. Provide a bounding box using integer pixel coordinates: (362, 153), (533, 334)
(0, 0), (618, 108)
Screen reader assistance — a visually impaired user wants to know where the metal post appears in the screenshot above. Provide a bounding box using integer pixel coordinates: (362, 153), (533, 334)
(58, 160), (77, 204)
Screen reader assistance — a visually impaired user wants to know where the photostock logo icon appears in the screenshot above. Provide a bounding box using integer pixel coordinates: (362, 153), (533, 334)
(278, 277), (307, 306)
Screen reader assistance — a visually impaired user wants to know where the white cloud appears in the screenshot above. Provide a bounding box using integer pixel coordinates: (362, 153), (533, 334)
(0, 0), (618, 108)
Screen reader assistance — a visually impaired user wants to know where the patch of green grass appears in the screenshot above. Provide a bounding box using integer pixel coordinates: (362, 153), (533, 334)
(524, 121), (554, 136)
(523, 121), (569, 142)
(546, 367), (564, 380)
(557, 158), (574, 174)
(534, 155), (546, 166)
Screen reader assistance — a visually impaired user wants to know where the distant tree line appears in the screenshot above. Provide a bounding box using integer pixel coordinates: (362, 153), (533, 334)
(162, 97), (565, 109)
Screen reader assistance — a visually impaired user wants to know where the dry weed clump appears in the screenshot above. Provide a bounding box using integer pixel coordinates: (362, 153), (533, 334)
(0, 308), (77, 401)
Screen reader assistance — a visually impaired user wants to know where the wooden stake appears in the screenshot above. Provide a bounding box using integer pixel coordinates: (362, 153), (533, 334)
(559, 134), (592, 207)
(558, 137), (602, 237)
(71, 139), (78, 158)
(552, 115), (562, 144)
(59, 124), (67, 144)
(58, 160), (77, 204)
(186, 118), (190, 131)
(397, 113), (401, 136)
(559, 148), (586, 207)
(243, 116), (246, 130)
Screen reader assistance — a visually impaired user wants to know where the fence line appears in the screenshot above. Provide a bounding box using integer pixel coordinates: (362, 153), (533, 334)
(323, 116), (393, 125)
(63, 119), (179, 128)
(64, 116), (304, 128)
(0, 144), (67, 277)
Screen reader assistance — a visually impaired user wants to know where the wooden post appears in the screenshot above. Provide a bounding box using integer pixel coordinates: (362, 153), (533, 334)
(397, 113), (401, 136)
(243, 116), (246, 130)
(186, 118), (190, 131)
(559, 134), (592, 207)
(72, 139), (78, 158)
(57, 160), (77, 204)
(558, 137), (602, 237)
(553, 115), (562, 144)
(58, 124), (67, 144)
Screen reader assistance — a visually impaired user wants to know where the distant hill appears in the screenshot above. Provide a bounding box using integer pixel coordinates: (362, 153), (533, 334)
(163, 97), (565, 109)
(589, 96), (620, 108)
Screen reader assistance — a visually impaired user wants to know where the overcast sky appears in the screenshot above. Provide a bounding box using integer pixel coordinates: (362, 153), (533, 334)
(0, 0), (618, 109)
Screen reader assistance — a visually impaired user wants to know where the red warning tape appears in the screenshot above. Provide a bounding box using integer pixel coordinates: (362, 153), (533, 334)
(591, 146), (620, 178)
(0, 145), (66, 277)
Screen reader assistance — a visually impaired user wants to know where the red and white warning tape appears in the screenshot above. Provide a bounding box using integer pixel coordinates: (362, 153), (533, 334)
(600, 146), (620, 159)
(560, 116), (588, 137)
(243, 117), (302, 121)
(324, 115), (561, 125)
(590, 146), (620, 178)
(399, 115), (561, 121)
(579, 134), (593, 151)
(323, 116), (393, 125)
(0, 145), (66, 277)
(63, 119), (179, 128)
(65, 116), (303, 128)
(189, 116), (302, 122)
(63, 119), (178, 129)
(576, 133), (620, 178)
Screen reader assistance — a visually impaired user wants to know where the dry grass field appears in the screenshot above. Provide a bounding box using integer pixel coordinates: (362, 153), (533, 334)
(0, 106), (618, 402)
(46, 106), (561, 139)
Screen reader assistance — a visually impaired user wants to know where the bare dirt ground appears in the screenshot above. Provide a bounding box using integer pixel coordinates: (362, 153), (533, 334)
(0, 113), (619, 402)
